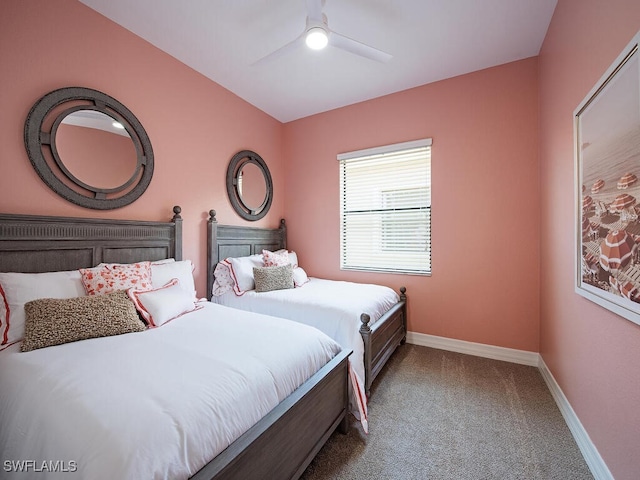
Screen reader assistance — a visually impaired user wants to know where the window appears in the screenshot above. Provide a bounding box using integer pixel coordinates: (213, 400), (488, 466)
(338, 138), (431, 275)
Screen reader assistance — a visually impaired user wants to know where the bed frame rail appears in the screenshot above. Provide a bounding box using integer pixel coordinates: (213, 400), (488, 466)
(360, 287), (407, 395)
(191, 349), (351, 480)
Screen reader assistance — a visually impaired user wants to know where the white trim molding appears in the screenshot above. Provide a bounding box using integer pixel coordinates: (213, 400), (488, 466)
(538, 358), (614, 480)
(406, 331), (539, 366)
(406, 331), (614, 480)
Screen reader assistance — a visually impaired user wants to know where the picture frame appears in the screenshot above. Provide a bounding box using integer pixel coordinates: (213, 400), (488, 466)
(574, 30), (640, 326)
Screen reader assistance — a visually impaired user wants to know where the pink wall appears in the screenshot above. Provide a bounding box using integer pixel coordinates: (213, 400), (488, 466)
(4, 0), (638, 475)
(0, 0), (285, 297)
(283, 58), (541, 352)
(539, 1), (640, 478)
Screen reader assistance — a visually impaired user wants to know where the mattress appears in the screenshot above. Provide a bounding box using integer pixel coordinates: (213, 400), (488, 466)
(0, 302), (342, 480)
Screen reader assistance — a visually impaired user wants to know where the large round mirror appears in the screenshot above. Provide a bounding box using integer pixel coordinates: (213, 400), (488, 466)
(24, 87), (154, 210)
(226, 150), (273, 221)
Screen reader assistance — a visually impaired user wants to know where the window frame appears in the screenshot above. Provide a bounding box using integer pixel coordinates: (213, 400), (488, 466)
(338, 138), (432, 276)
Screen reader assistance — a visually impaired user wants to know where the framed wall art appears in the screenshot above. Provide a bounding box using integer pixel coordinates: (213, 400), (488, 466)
(574, 30), (640, 325)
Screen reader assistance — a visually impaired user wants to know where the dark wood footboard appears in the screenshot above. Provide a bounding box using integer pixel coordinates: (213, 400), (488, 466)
(359, 287), (407, 396)
(191, 349), (351, 480)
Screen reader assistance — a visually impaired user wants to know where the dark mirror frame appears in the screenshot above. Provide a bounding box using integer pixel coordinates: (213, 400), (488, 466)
(24, 87), (154, 210)
(226, 150), (273, 221)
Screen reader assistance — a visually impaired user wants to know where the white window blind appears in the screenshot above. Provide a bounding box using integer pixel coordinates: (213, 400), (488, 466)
(338, 139), (431, 275)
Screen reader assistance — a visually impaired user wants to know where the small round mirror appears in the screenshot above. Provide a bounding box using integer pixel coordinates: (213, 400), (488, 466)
(226, 150), (273, 221)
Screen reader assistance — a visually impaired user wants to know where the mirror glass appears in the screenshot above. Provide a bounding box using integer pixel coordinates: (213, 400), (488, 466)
(238, 162), (267, 210)
(57, 111), (137, 189)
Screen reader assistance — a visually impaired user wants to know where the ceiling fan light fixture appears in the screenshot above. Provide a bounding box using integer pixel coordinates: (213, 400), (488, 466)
(305, 26), (328, 50)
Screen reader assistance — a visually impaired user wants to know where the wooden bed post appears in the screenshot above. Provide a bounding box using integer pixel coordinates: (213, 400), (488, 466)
(207, 210), (218, 301)
(172, 206), (183, 261)
(359, 313), (372, 397)
(400, 286), (407, 344)
(279, 218), (287, 250)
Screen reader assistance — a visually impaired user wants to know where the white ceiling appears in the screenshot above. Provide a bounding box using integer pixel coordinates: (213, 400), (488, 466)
(78, 0), (557, 123)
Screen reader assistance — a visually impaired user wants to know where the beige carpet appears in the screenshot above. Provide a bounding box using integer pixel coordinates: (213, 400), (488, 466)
(301, 344), (593, 480)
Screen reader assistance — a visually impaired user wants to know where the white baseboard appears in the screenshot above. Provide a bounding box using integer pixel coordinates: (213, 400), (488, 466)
(406, 331), (613, 480)
(406, 331), (539, 366)
(538, 358), (614, 480)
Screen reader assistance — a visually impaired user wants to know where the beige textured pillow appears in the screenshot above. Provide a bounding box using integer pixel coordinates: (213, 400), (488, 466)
(253, 264), (294, 293)
(21, 290), (146, 352)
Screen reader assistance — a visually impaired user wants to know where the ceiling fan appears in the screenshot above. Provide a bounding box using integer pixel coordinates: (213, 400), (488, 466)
(252, 0), (392, 65)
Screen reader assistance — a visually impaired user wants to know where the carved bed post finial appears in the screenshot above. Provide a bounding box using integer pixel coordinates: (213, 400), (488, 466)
(209, 210), (217, 223)
(399, 286), (407, 302)
(172, 205), (182, 221)
(171, 206), (183, 261)
(359, 313), (371, 335)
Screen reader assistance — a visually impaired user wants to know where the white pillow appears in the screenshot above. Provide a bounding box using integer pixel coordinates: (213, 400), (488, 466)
(151, 260), (196, 300)
(0, 270), (86, 348)
(127, 279), (199, 327)
(227, 254), (264, 295)
(293, 267), (310, 287)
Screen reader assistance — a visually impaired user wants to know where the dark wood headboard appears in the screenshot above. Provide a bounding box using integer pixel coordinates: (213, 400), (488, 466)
(207, 209), (286, 300)
(0, 206), (183, 274)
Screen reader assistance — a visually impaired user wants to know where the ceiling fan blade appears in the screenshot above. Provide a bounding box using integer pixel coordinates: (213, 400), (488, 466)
(329, 31), (392, 63)
(251, 34), (305, 66)
(305, 0), (325, 22)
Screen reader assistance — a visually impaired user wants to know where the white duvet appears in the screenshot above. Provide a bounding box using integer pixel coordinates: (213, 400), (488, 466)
(211, 278), (400, 431)
(0, 302), (342, 480)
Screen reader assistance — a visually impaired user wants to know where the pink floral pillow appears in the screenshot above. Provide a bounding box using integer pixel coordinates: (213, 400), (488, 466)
(211, 260), (235, 297)
(262, 249), (290, 267)
(80, 261), (152, 296)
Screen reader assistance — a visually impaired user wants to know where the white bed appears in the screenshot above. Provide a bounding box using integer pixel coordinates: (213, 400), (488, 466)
(207, 214), (407, 420)
(0, 209), (351, 480)
(212, 277), (400, 431)
(0, 303), (342, 480)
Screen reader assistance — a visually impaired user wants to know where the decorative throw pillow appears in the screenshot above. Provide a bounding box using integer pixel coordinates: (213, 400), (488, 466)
(262, 249), (291, 267)
(128, 278), (200, 327)
(21, 290), (145, 352)
(80, 261), (152, 296)
(211, 260), (235, 297)
(0, 270), (86, 349)
(253, 264), (294, 293)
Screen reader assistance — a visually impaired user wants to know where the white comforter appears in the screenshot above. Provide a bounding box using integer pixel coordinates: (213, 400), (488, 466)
(0, 302), (342, 480)
(211, 278), (400, 430)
